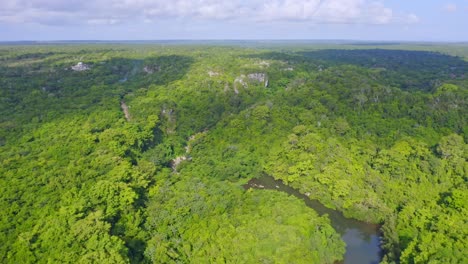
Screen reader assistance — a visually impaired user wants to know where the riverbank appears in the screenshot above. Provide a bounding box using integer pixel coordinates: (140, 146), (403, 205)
(244, 174), (383, 264)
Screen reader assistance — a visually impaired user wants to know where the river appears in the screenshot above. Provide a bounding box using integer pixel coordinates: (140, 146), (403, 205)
(243, 174), (382, 264)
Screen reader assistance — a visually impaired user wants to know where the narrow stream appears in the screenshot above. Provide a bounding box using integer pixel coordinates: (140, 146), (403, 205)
(243, 174), (382, 264)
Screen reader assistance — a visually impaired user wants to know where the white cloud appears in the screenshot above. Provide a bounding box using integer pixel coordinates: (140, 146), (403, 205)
(258, 0), (323, 21)
(87, 19), (120, 25)
(443, 3), (457, 12)
(141, 0), (245, 20)
(0, 0), (419, 26)
(314, 0), (365, 23)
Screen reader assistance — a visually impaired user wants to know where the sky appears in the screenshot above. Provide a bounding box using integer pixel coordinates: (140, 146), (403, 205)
(0, 0), (467, 41)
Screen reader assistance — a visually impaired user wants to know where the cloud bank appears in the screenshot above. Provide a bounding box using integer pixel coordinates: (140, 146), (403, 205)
(0, 0), (419, 26)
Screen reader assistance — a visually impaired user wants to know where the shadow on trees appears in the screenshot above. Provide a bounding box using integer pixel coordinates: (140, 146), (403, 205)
(244, 49), (467, 92)
(297, 49), (468, 92)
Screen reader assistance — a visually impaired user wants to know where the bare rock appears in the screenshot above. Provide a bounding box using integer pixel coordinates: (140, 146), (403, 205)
(208, 70), (220, 77)
(71, 62), (90, 71)
(234, 75), (248, 89)
(248, 73), (268, 87)
(121, 101), (131, 121)
(171, 156), (190, 171)
(258, 61), (270, 67)
(143, 65), (161, 74)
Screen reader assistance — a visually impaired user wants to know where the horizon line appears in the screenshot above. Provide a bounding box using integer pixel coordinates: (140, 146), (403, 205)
(1, 39), (467, 44)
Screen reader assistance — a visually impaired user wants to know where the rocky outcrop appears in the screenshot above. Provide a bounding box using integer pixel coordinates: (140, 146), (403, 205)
(234, 75), (248, 89)
(249, 183), (265, 189)
(173, 131), (209, 171)
(120, 101), (131, 121)
(143, 65), (161, 74)
(248, 73), (266, 82)
(71, 62), (90, 71)
(171, 156), (187, 171)
(208, 70), (220, 77)
(185, 130), (208, 153)
(234, 72), (269, 90)
(257, 61), (270, 67)
(247, 73), (268, 87)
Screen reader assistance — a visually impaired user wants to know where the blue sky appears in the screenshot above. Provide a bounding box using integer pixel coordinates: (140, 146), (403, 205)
(0, 0), (467, 41)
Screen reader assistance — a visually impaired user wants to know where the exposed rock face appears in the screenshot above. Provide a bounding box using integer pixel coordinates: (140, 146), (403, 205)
(208, 70), (220, 77)
(257, 61), (270, 67)
(248, 73), (266, 82)
(143, 65), (161, 74)
(248, 73), (268, 87)
(234, 75), (248, 88)
(234, 73), (269, 90)
(120, 101), (131, 121)
(143, 66), (152, 74)
(71, 62), (90, 71)
(170, 133), (202, 170)
(171, 155), (192, 172)
(171, 156), (187, 170)
(185, 130), (208, 153)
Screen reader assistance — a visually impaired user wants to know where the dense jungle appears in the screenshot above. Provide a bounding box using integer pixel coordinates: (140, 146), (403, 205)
(0, 42), (467, 263)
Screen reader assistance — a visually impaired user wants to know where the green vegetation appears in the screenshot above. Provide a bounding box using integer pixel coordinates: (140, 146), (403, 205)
(0, 43), (466, 263)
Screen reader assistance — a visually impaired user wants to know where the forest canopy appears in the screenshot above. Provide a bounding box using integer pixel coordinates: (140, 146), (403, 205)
(0, 43), (467, 263)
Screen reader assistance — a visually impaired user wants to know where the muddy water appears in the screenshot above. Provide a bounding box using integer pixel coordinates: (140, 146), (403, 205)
(244, 174), (382, 264)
